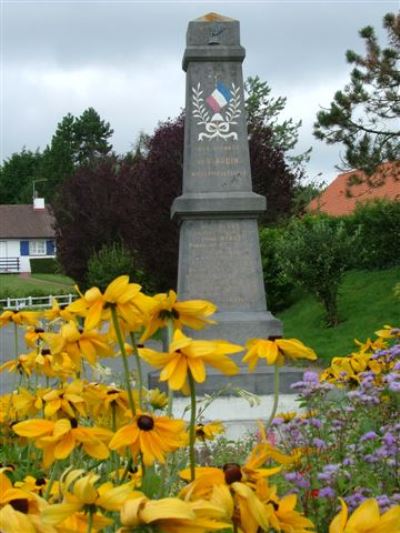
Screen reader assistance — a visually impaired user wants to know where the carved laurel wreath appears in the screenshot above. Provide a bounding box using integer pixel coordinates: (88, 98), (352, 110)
(192, 82), (241, 125)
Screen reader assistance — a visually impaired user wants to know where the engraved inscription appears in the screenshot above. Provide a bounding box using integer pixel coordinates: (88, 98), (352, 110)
(180, 220), (265, 310)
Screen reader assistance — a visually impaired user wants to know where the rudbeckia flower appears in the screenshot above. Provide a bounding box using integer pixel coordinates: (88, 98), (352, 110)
(109, 412), (186, 466)
(42, 469), (135, 527)
(118, 495), (230, 533)
(42, 380), (86, 418)
(0, 310), (40, 328)
(140, 290), (217, 342)
(255, 479), (315, 532)
(0, 505), (38, 533)
(67, 275), (144, 330)
(44, 298), (75, 322)
(139, 330), (242, 392)
(329, 497), (400, 533)
(195, 421), (224, 441)
(42, 321), (113, 366)
(12, 418), (112, 467)
(0, 353), (35, 377)
(243, 337), (317, 369)
(147, 388), (168, 410)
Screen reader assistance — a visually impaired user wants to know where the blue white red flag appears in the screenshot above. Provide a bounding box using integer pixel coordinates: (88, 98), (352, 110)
(206, 82), (232, 112)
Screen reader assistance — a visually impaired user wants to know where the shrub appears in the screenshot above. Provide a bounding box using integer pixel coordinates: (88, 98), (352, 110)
(29, 258), (58, 274)
(86, 242), (151, 292)
(277, 215), (359, 326)
(259, 226), (296, 312)
(346, 199), (400, 270)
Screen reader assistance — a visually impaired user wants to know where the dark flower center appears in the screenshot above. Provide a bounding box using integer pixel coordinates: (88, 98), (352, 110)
(35, 478), (46, 486)
(34, 328), (45, 333)
(107, 389), (121, 395)
(159, 308), (180, 321)
(137, 415), (155, 431)
(223, 463), (243, 484)
(196, 424), (206, 438)
(41, 349), (51, 355)
(10, 499), (29, 514)
(268, 335), (283, 341)
(70, 418), (78, 428)
(268, 500), (279, 510)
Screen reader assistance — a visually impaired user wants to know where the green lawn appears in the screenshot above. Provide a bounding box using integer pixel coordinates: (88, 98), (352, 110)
(0, 273), (74, 298)
(277, 267), (400, 364)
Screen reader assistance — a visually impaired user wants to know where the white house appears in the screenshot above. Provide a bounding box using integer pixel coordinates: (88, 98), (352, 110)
(0, 198), (56, 273)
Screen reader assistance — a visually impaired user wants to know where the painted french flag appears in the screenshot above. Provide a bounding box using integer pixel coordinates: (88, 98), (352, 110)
(206, 82), (232, 113)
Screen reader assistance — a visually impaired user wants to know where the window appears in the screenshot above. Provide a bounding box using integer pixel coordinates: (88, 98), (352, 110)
(29, 240), (46, 256)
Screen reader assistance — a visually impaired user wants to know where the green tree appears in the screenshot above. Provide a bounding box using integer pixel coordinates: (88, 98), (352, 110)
(39, 113), (76, 200)
(277, 216), (359, 326)
(39, 108), (114, 199)
(245, 76), (312, 170)
(73, 107), (113, 166)
(0, 149), (43, 203)
(314, 13), (400, 179)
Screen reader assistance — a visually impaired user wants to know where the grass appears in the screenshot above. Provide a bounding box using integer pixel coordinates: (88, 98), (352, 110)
(277, 267), (400, 364)
(0, 273), (74, 298)
(31, 273), (74, 285)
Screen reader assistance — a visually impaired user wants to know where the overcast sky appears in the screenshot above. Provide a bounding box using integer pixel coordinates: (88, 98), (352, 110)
(1, 0), (398, 183)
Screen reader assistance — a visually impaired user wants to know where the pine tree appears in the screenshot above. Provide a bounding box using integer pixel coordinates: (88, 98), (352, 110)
(314, 12), (400, 180)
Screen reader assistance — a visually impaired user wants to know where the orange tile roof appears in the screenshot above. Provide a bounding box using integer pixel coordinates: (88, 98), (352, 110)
(307, 162), (400, 216)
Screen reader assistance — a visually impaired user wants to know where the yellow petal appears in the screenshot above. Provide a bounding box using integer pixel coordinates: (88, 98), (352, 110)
(12, 419), (54, 438)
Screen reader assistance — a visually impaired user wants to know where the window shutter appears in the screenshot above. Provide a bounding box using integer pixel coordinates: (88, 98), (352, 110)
(46, 240), (55, 255)
(20, 240), (29, 256)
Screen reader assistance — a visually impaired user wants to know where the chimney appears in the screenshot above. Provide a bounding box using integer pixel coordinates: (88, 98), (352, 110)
(33, 197), (45, 210)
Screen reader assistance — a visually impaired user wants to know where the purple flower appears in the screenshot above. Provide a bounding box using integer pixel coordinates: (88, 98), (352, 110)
(360, 431), (378, 442)
(312, 437), (327, 449)
(319, 487), (336, 498)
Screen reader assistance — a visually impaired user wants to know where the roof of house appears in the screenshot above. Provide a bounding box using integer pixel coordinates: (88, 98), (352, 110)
(0, 204), (56, 239)
(307, 162), (400, 216)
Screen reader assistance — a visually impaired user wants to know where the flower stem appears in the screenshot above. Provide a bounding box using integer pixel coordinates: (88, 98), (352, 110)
(129, 332), (143, 410)
(111, 306), (136, 417)
(13, 322), (19, 359)
(265, 364), (280, 431)
(165, 320), (174, 417)
(86, 507), (94, 533)
(188, 369), (197, 482)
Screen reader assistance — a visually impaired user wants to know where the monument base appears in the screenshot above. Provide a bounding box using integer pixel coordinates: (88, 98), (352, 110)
(189, 310), (282, 345)
(148, 364), (306, 396)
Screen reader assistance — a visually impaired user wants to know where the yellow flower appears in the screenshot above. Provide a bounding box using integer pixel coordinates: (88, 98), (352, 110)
(42, 469), (134, 527)
(195, 421), (224, 441)
(0, 504), (37, 533)
(0, 310), (40, 328)
(12, 418), (112, 468)
(256, 480), (315, 532)
(140, 290), (217, 342)
(147, 388), (168, 410)
(329, 498), (400, 533)
(12, 387), (45, 418)
(140, 329), (242, 392)
(0, 353), (35, 377)
(118, 495), (230, 533)
(109, 412), (186, 466)
(243, 337), (317, 370)
(24, 326), (47, 348)
(42, 321), (112, 366)
(375, 324), (400, 340)
(67, 275), (143, 330)
(0, 472), (42, 516)
(180, 441), (292, 499)
(42, 380), (86, 418)
(44, 298), (75, 322)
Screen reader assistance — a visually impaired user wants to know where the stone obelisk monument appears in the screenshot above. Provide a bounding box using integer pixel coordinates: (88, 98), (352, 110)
(172, 13), (282, 346)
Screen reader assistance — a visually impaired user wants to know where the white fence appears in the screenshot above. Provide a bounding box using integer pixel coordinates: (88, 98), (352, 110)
(0, 293), (76, 310)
